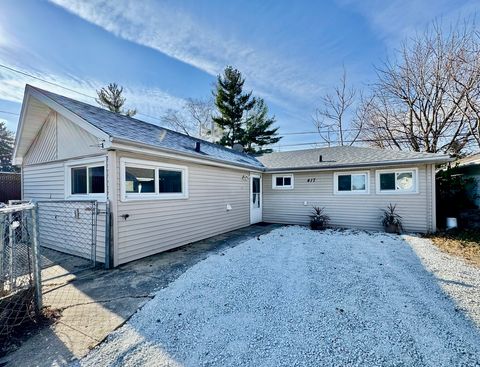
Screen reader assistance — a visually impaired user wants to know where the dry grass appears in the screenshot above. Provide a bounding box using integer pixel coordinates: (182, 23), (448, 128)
(426, 229), (480, 267)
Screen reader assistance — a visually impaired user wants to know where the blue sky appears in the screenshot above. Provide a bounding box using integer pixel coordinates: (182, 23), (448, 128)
(0, 0), (478, 149)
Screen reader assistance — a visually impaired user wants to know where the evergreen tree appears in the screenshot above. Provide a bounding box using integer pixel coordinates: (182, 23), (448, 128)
(213, 66), (255, 148)
(242, 98), (281, 154)
(0, 121), (15, 172)
(96, 83), (137, 117)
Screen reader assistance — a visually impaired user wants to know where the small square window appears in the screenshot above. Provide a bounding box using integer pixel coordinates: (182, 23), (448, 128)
(273, 175), (293, 189)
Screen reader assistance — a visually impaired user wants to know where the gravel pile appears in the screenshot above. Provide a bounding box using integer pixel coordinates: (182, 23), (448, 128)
(75, 226), (480, 367)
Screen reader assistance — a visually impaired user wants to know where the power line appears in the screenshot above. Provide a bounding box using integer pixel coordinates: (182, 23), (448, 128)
(0, 63), (165, 123)
(0, 110), (20, 116)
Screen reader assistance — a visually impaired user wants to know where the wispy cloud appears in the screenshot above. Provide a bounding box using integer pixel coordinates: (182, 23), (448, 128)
(0, 62), (186, 127)
(338, 0), (479, 46)
(49, 0), (324, 109)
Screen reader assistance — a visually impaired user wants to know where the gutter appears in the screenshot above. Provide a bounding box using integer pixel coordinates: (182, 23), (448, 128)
(110, 138), (265, 172)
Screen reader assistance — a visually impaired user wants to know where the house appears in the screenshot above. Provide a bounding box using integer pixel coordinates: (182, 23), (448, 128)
(13, 85), (451, 266)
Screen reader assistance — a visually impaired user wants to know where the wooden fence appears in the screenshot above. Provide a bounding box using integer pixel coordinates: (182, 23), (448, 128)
(0, 172), (21, 203)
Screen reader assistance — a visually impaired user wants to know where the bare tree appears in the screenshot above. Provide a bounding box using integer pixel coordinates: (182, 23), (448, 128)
(313, 67), (360, 146)
(359, 20), (480, 155)
(162, 98), (219, 140)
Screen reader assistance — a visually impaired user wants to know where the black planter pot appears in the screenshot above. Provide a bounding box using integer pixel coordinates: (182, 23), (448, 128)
(310, 221), (325, 230)
(384, 223), (400, 234)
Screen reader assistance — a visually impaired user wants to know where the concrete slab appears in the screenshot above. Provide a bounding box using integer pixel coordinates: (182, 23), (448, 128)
(0, 223), (281, 367)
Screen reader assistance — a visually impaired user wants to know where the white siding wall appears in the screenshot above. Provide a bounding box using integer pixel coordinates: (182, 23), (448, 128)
(263, 164), (435, 233)
(115, 152), (251, 264)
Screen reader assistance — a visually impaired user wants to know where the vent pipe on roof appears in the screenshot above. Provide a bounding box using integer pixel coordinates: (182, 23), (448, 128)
(195, 142), (201, 152)
(319, 155), (323, 162)
(232, 143), (244, 152)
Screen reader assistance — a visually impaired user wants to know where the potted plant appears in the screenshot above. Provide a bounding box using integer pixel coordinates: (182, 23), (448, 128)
(310, 206), (330, 230)
(381, 203), (403, 233)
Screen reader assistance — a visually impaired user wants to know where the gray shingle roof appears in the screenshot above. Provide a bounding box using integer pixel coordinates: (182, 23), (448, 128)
(33, 86), (264, 169)
(258, 146), (450, 170)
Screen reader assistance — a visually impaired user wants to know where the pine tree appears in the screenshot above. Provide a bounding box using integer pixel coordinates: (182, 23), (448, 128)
(242, 98), (281, 154)
(213, 66), (255, 148)
(96, 83), (137, 117)
(0, 121), (15, 172)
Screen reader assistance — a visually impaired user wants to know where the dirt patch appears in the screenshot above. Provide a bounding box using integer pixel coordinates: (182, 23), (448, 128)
(426, 229), (480, 267)
(0, 307), (60, 359)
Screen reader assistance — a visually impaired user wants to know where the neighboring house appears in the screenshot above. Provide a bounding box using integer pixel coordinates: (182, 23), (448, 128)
(13, 85), (451, 266)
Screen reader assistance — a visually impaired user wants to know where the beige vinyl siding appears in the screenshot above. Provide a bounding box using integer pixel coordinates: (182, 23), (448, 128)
(24, 111), (103, 165)
(263, 164), (434, 233)
(115, 152), (250, 265)
(23, 161), (107, 262)
(23, 162), (65, 200)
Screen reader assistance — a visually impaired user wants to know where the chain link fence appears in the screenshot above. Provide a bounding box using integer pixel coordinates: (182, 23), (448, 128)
(0, 203), (42, 346)
(1, 200), (108, 356)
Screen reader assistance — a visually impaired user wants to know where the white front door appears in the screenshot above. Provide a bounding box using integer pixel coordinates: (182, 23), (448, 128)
(250, 174), (262, 224)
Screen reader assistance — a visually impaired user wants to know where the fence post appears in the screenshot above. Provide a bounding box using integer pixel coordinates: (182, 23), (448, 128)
(0, 213), (4, 293)
(31, 204), (43, 311)
(104, 201), (111, 270)
(8, 213), (14, 288)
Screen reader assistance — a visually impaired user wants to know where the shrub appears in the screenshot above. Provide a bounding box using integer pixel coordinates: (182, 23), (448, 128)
(381, 204), (403, 233)
(310, 206), (330, 230)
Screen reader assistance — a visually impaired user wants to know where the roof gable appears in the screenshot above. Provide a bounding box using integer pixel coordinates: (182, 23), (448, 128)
(13, 86), (109, 164)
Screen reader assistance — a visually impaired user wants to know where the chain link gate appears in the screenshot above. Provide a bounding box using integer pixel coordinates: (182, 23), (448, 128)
(36, 201), (99, 279)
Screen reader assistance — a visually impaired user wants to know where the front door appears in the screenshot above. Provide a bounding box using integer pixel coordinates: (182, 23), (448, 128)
(250, 174), (262, 224)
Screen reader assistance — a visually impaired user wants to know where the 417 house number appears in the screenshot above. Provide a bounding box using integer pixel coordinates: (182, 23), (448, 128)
(307, 178), (316, 183)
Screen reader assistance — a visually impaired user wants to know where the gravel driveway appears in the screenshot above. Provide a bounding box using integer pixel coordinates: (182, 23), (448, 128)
(76, 226), (480, 367)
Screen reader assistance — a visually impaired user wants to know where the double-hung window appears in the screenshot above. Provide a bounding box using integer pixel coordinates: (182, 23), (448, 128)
(66, 159), (106, 199)
(121, 158), (188, 200)
(272, 174), (294, 189)
(334, 171), (369, 194)
(376, 168), (418, 193)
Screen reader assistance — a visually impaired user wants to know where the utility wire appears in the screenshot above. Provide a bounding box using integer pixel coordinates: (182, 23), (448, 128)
(0, 63), (165, 123)
(0, 110), (20, 116)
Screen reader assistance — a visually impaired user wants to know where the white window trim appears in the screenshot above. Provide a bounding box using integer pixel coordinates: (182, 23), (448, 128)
(64, 157), (107, 201)
(120, 157), (188, 201)
(376, 167), (419, 194)
(272, 174), (294, 190)
(333, 171), (370, 195)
